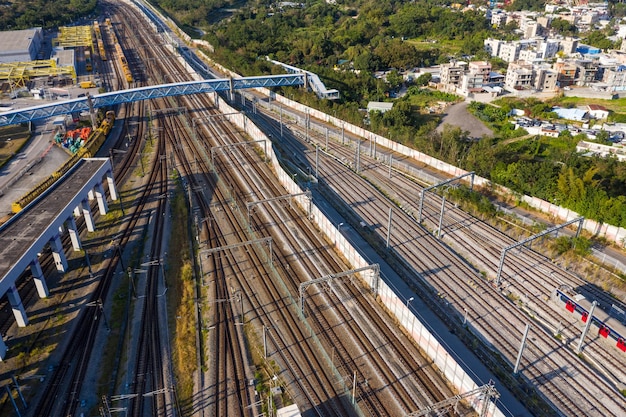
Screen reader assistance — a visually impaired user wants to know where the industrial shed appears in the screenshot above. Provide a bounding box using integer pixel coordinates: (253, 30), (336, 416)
(552, 107), (589, 122)
(0, 28), (44, 63)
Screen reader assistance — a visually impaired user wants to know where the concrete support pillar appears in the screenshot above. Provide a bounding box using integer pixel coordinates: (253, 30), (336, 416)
(7, 285), (28, 327)
(49, 234), (68, 273)
(106, 170), (118, 201)
(30, 259), (49, 298)
(94, 183), (108, 215)
(66, 216), (82, 251)
(0, 338), (6, 361)
(82, 199), (95, 232)
(74, 205), (82, 217)
(88, 189), (95, 201)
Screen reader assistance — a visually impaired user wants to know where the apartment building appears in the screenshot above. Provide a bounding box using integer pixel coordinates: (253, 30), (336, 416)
(505, 61), (534, 90)
(491, 11), (507, 28)
(537, 16), (551, 29)
(440, 61), (467, 88)
(460, 61), (493, 93)
(484, 38), (502, 57)
(499, 42), (522, 62)
(559, 37), (579, 55)
(576, 59), (599, 85)
(523, 21), (540, 39)
(538, 39), (560, 59)
(603, 65), (626, 91)
(534, 66), (558, 91)
(469, 61), (491, 82)
(519, 49), (543, 63)
(554, 60), (577, 86)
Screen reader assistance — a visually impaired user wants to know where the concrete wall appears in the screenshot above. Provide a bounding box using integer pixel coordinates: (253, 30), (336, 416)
(167, 0), (626, 247)
(203, 91), (503, 416)
(256, 92), (626, 248)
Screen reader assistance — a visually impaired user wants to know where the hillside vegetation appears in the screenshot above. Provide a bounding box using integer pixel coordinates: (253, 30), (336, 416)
(0, 0), (96, 30)
(2, 0), (625, 228)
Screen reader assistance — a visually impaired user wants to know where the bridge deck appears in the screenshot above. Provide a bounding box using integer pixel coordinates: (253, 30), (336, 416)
(0, 158), (109, 283)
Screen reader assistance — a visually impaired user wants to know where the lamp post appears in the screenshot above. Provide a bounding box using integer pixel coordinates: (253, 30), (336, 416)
(337, 222), (344, 245)
(109, 148), (127, 172)
(405, 297), (414, 326)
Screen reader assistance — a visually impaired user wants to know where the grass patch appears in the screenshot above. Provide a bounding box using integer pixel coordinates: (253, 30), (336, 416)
(406, 38), (462, 56)
(167, 179), (196, 405)
(0, 125), (30, 168)
(506, 292), (519, 303)
(244, 322), (287, 416)
(557, 96), (626, 113)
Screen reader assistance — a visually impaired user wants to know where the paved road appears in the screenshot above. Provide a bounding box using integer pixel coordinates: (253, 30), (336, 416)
(437, 101), (493, 139)
(0, 122), (70, 215)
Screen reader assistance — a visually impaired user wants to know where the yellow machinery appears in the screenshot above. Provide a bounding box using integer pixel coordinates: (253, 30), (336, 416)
(106, 18), (133, 83)
(93, 21), (107, 61)
(54, 25), (94, 49)
(0, 60), (76, 88)
(11, 111), (116, 213)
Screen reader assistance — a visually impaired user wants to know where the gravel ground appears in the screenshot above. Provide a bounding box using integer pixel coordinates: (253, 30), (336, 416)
(436, 101), (493, 139)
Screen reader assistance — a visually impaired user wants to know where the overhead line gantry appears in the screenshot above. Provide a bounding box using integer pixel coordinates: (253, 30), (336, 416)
(495, 217), (584, 286)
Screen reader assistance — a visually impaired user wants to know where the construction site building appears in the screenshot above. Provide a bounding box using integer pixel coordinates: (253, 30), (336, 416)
(0, 28), (44, 63)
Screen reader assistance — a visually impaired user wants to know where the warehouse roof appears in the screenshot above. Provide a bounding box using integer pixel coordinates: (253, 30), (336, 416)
(367, 101), (394, 113)
(0, 28), (41, 54)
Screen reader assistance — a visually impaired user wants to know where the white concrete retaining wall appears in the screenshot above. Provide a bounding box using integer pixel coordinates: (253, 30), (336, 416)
(206, 93), (503, 416)
(254, 90), (626, 248)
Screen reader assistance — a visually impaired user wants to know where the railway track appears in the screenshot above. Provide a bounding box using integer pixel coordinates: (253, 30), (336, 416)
(123, 29), (464, 417)
(179, 99), (463, 415)
(238, 94), (626, 415)
(10, 1), (616, 417)
(128, 114), (168, 417)
(19, 4), (160, 415)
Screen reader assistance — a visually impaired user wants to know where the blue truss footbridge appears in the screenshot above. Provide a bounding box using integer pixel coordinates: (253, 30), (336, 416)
(0, 74), (305, 127)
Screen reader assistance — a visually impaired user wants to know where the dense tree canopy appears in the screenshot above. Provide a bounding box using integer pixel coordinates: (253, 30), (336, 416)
(505, 0), (546, 12)
(2, 0), (624, 227)
(467, 100), (626, 227)
(550, 18), (577, 37)
(0, 0), (96, 30)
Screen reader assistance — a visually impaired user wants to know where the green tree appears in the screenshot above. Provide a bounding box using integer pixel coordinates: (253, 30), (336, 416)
(550, 18), (577, 36)
(584, 30), (615, 50)
(386, 70), (403, 90)
(506, 0), (545, 12)
(415, 72), (432, 86)
(557, 167), (585, 206)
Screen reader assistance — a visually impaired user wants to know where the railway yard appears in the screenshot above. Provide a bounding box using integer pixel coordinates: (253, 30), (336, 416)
(0, 1), (625, 417)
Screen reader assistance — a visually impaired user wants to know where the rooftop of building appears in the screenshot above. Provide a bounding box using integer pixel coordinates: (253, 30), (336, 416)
(0, 28), (41, 54)
(588, 104), (609, 111)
